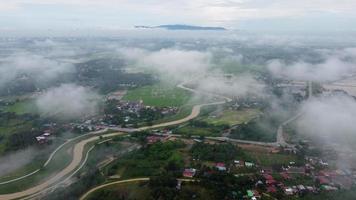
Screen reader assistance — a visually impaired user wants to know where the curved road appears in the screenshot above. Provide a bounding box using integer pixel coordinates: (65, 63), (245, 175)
(0, 82), (230, 200)
(0, 80), (304, 199)
(79, 177), (197, 200)
(0, 129), (108, 186)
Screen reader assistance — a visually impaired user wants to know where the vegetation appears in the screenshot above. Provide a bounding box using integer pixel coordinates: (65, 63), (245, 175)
(3, 100), (37, 115)
(46, 168), (105, 200)
(191, 143), (243, 162)
(105, 141), (186, 179)
(245, 152), (299, 166)
(230, 115), (278, 142)
(174, 120), (228, 137)
(202, 108), (261, 126)
(123, 83), (192, 107)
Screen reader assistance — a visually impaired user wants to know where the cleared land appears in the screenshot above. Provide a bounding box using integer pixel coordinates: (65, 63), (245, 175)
(245, 151), (298, 166)
(123, 84), (192, 107)
(203, 108), (261, 126)
(3, 100), (37, 115)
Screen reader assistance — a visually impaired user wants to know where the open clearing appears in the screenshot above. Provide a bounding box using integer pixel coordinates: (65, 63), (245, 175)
(245, 151), (298, 166)
(203, 108), (261, 126)
(3, 100), (37, 115)
(123, 83), (192, 107)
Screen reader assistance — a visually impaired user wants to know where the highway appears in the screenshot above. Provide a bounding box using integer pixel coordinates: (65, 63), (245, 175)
(0, 80), (307, 199)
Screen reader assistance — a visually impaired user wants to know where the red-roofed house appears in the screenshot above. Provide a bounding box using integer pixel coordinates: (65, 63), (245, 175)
(216, 163), (226, 171)
(263, 174), (274, 180)
(266, 179), (277, 185)
(317, 176), (330, 185)
(267, 185), (277, 193)
(280, 172), (291, 180)
(183, 168), (197, 178)
(146, 135), (168, 144)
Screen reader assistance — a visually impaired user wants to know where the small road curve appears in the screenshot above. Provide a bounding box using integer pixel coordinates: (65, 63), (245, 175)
(0, 132), (124, 200)
(0, 170), (40, 186)
(276, 81), (313, 148)
(0, 80), (305, 199)
(79, 178), (197, 200)
(0, 129), (109, 186)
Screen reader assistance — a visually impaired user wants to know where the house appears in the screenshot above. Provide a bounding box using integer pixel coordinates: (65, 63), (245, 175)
(267, 185), (277, 193)
(247, 190), (260, 199)
(245, 162), (255, 168)
(317, 176), (330, 185)
(216, 163), (227, 171)
(35, 136), (47, 144)
(234, 160), (245, 167)
(287, 166), (305, 174)
(146, 135), (169, 144)
(297, 185), (306, 192)
(183, 168), (196, 178)
(280, 172), (291, 180)
(43, 132), (51, 137)
(263, 174), (277, 185)
(266, 179), (277, 185)
(284, 187), (294, 195)
(263, 174), (274, 180)
(320, 185), (338, 191)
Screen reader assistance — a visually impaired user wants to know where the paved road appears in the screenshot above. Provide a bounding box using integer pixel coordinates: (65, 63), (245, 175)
(79, 177), (197, 200)
(276, 81), (313, 149)
(0, 80), (306, 199)
(0, 132), (125, 200)
(0, 82), (230, 200)
(0, 129), (109, 186)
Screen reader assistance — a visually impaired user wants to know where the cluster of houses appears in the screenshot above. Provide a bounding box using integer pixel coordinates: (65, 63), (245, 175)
(35, 130), (52, 144)
(114, 100), (178, 116)
(146, 135), (170, 145)
(244, 162), (356, 199)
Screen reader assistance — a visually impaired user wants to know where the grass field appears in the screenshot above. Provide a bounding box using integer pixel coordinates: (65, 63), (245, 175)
(175, 126), (222, 137)
(245, 152), (298, 166)
(123, 84), (192, 107)
(203, 109), (261, 126)
(105, 141), (185, 179)
(4, 100), (37, 115)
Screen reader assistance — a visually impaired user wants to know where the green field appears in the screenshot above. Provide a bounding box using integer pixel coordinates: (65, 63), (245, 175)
(245, 152), (299, 166)
(203, 109), (261, 126)
(3, 100), (38, 115)
(104, 141), (185, 179)
(175, 126), (221, 137)
(123, 84), (192, 107)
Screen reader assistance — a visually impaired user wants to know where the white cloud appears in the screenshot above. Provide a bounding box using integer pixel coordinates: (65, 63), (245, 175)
(297, 94), (356, 144)
(1, 0), (356, 29)
(195, 74), (265, 97)
(118, 48), (212, 81)
(0, 53), (75, 87)
(267, 48), (356, 82)
(36, 84), (99, 119)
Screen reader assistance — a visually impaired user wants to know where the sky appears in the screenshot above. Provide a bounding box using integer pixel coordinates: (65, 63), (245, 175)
(0, 0), (356, 34)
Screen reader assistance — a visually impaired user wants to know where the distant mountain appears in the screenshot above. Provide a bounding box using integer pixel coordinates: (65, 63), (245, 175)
(135, 24), (226, 31)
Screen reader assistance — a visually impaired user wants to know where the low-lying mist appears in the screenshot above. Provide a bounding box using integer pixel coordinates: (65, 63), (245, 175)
(36, 84), (99, 120)
(0, 148), (37, 177)
(267, 48), (356, 82)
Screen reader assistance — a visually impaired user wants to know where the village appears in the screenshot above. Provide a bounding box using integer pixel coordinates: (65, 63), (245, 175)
(140, 129), (356, 200)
